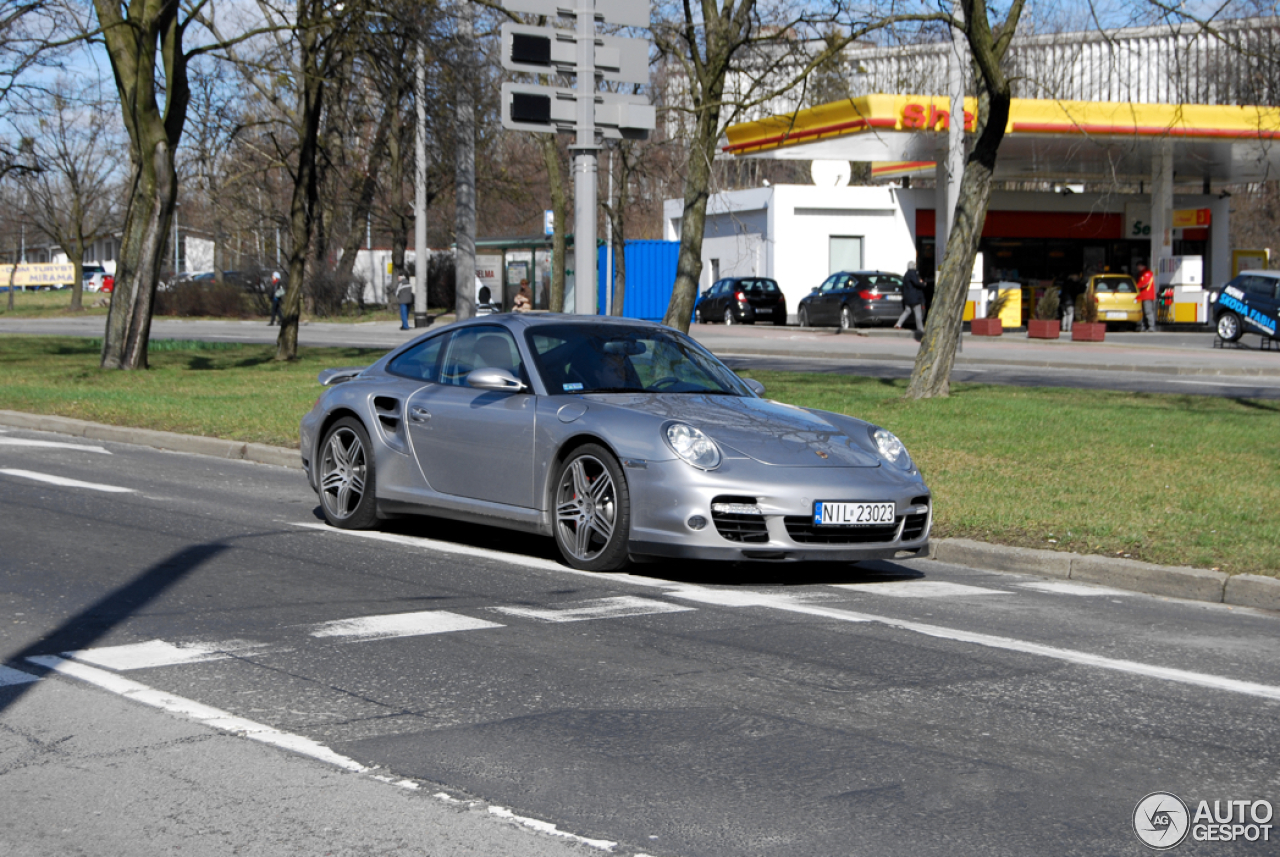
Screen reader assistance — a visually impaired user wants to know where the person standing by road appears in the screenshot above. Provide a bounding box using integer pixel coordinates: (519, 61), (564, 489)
(513, 279), (532, 313)
(268, 273), (285, 326)
(1136, 263), (1157, 332)
(395, 274), (413, 330)
(894, 260), (926, 331)
(1059, 274), (1083, 333)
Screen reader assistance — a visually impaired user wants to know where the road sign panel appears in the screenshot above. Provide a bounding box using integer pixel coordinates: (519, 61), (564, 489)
(501, 23), (650, 84)
(501, 0), (649, 27)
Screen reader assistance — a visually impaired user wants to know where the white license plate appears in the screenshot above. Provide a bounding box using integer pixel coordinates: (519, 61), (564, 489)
(1106, 311), (1128, 319)
(884, 294), (902, 302)
(813, 501), (896, 526)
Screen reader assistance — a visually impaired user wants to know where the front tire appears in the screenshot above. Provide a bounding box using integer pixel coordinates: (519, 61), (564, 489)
(798, 307), (810, 328)
(318, 417), (378, 529)
(840, 306), (854, 331)
(553, 444), (630, 571)
(695, 306), (704, 324)
(1217, 311), (1242, 342)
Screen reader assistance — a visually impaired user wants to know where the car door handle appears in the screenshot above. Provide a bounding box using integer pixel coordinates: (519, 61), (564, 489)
(409, 407), (431, 422)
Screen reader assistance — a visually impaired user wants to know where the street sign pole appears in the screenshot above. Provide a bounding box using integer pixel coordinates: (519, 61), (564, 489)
(572, 0), (598, 316)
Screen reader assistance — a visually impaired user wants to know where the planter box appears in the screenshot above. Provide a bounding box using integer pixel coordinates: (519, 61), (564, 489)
(971, 318), (1003, 336)
(1028, 319), (1061, 339)
(1071, 322), (1106, 342)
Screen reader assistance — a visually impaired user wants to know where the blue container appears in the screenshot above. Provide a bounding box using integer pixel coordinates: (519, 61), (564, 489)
(597, 240), (682, 322)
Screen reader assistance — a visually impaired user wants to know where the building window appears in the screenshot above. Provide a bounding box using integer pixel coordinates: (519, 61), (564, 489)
(830, 236), (863, 273)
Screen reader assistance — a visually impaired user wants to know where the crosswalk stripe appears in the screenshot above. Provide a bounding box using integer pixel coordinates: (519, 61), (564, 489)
(832, 580), (1010, 598)
(0, 437), (111, 454)
(491, 595), (695, 623)
(0, 468), (134, 493)
(0, 664), (40, 685)
(1018, 581), (1131, 596)
(310, 610), (503, 641)
(64, 639), (244, 671)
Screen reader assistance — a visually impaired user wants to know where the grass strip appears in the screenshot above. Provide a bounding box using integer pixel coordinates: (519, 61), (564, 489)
(1, 335), (1275, 577)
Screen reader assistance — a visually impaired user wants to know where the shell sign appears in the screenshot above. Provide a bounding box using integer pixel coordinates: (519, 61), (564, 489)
(901, 102), (976, 132)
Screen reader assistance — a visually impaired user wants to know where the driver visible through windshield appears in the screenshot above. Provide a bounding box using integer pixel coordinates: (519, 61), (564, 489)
(527, 323), (752, 396)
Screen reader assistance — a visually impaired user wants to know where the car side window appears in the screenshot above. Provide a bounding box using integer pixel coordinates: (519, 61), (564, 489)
(439, 326), (525, 387)
(387, 334), (446, 382)
(1242, 275), (1273, 297)
(818, 276), (839, 293)
(834, 274), (854, 292)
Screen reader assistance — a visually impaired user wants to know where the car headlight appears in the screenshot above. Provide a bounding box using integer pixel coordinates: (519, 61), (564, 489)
(665, 423), (721, 470)
(871, 427), (911, 468)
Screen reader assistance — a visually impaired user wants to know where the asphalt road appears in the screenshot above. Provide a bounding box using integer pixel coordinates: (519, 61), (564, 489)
(2, 430), (1278, 855)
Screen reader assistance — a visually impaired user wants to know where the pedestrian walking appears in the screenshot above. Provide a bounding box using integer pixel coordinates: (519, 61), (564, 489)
(268, 273), (285, 325)
(395, 274), (413, 330)
(1136, 263), (1157, 332)
(894, 260), (926, 331)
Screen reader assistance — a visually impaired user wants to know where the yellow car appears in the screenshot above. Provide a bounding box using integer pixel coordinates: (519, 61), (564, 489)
(1087, 274), (1140, 326)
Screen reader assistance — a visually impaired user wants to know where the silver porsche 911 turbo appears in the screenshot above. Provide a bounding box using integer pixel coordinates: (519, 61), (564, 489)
(299, 314), (931, 571)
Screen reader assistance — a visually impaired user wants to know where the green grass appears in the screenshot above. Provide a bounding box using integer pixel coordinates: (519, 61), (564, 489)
(0, 289), (112, 317)
(0, 335), (1276, 577)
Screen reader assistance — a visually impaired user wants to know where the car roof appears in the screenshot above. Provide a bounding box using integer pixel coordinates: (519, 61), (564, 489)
(1241, 270), (1280, 279)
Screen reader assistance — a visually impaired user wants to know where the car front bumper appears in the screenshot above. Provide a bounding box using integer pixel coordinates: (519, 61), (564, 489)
(622, 457), (931, 563)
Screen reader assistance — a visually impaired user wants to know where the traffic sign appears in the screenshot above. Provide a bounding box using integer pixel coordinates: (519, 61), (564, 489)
(501, 23), (650, 84)
(501, 0), (649, 28)
(501, 84), (654, 138)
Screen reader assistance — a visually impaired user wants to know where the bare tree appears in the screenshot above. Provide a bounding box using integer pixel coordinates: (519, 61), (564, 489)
(15, 80), (124, 312)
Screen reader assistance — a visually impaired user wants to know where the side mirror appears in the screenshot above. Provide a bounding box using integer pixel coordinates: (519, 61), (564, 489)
(810, 286), (820, 294)
(743, 378), (766, 396)
(466, 367), (527, 393)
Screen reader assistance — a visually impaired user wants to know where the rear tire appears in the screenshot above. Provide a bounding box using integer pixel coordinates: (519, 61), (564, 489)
(1217, 311), (1242, 342)
(723, 307), (736, 325)
(553, 444), (630, 572)
(772, 313), (787, 327)
(318, 417), (378, 530)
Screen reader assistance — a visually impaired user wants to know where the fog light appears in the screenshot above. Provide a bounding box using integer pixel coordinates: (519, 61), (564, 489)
(687, 515), (707, 530)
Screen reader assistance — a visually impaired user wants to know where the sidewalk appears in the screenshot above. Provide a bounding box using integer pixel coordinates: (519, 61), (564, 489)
(689, 323), (1280, 377)
(4, 315), (1277, 377)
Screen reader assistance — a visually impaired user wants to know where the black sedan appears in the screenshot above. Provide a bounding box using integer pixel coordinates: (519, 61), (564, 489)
(695, 277), (787, 325)
(797, 271), (906, 330)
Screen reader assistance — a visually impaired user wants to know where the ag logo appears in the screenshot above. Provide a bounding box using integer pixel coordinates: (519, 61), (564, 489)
(1134, 792), (1190, 850)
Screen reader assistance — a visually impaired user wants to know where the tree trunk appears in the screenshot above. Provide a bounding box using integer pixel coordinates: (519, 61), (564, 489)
(101, 141), (177, 370)
(906, 83), (1009, 399)
(660, 104), (719, 332)
(275, 21), (326, 362)
(453, 0), (476, 321)
(332, 100), (395, 295)
(93, 0), (189, 370)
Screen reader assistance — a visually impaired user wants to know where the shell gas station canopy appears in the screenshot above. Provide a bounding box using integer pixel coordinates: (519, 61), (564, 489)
(722, 94), (1280, 185)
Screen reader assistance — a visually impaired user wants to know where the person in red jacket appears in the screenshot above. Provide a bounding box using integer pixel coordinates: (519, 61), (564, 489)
(1136, 263), (1156, 332)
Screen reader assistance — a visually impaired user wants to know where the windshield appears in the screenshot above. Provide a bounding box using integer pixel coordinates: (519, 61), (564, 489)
(736, 279), (779, 295)
(526, 323), (753, 396)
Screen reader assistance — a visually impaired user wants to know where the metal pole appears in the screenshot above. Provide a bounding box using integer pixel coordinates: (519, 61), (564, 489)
(571, 0), (598, 315)
(414, 40), (429, 326)
(605, 148), (613, 315)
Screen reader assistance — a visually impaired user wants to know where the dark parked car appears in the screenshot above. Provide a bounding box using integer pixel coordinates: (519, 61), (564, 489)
(695, 277), (787, 325)
(797, 271), (906, 330)
(1210, 270), (1280, 341)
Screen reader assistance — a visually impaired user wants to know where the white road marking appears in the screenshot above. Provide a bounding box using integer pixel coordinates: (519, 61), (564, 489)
(833, 580), (1010, 598)
(0, 468), (134, 493)
(295, 521), (1280, 701)
(488, 806), (617, 851)
(65, 639), (240, 671)
(26, 655), (370, 772)
(491, 595), (694, 623)
(1018, 581), (1132, 597)
(310, 610), (502, 641)
(1, 664), (39, 686)
(0, 437), (111, 454)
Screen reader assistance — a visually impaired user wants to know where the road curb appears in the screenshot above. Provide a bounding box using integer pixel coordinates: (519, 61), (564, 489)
(3, 409), (1274, 608)
(925, 537), (1274, 607)
(0, 409), (303, 470)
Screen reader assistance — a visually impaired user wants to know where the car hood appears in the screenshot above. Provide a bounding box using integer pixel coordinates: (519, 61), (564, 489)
(586, 393), (881, 467)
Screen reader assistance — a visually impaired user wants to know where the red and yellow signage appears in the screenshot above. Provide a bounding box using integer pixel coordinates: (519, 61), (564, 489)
(1172, 208), (1211, 228)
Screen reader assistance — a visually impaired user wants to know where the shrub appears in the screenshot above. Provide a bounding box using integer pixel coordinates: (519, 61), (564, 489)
(154, 282), (252, 318)
(1034, 288), (1060, 321)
